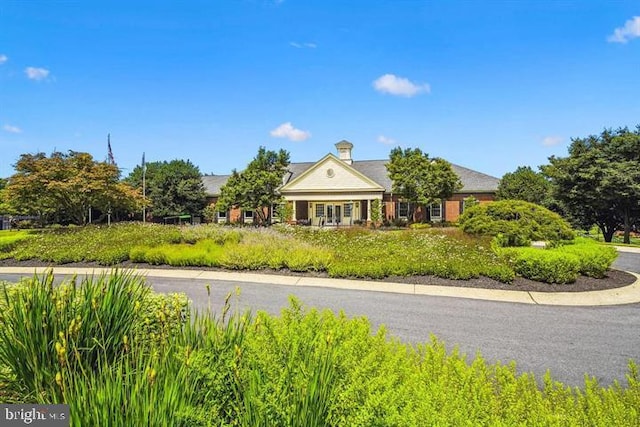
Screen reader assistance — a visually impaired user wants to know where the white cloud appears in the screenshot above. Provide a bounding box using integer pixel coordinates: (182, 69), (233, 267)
(377, 135), (397, 145)
(373, 74), (430, 97)
(0, 54), (7, 64)
(270, 122), (311, 142)
(3, 124), (22, 134)
(607, 16), (640, 43)
(25, 66), (50, 81)
(542, 136), (563, 147)
(290, 42), (317, 49)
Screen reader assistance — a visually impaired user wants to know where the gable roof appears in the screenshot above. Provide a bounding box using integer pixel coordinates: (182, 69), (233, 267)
(203, 152), (499, 196)
(280, 153), (385, 193)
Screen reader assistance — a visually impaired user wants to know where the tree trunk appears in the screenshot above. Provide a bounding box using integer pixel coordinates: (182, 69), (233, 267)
(599, 224), (615, 243)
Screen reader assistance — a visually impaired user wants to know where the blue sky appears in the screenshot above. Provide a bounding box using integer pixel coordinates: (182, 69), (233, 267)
(1, 1), (639, 179)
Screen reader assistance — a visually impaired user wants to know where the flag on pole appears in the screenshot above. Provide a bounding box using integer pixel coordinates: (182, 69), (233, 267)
(107, 134), (116, 166)
(142, 152), (146, 172)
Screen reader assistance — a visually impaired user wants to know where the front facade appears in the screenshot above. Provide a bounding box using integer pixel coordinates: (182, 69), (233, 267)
(202, 140), (500, 224)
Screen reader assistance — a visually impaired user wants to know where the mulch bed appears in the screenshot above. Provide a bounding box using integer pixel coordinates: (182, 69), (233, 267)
(0, 259), (636, 293)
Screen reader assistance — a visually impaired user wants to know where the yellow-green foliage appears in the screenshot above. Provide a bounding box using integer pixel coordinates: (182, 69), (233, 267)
(0, 271), (189, 405)
(0, 230), (33, 257)
(500, 238), (618, 283)
(291, 227), (515, 282)
(131, 229), (334, 272)
(227, 298), (640, 426)
(5, 223), (183, 264)
(1, 273), (639, 425)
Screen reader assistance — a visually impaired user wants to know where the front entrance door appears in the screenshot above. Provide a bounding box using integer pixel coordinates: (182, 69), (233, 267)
(326, 204), (342, 225)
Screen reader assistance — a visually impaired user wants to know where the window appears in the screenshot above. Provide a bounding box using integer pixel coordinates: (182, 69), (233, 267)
(430, 203), (442, 218)
(217, 211), (227, 222)
(344, 203), (353, 217)
(315, 203), (325, 217)
(398, 202), (409, 218)
(244, 210), (253, 219)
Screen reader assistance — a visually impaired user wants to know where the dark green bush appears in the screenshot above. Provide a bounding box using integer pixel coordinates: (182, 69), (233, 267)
(459, 200), (575, 246)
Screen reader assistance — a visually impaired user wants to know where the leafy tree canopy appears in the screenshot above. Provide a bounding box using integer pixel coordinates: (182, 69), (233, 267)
(386, 147), (462, 219)
(216, 147), (290, 225)
(542, 126), (640, 243)
(0, 178), (10, 214)
(5, 151), (141, 225)
(126, 159), (207, 219)
(496, 166), (552, 206)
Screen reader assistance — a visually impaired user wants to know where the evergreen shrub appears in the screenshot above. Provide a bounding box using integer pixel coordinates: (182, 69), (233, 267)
(459, 200), (575, 246)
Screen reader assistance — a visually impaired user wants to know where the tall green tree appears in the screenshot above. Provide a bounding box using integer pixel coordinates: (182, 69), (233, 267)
(127, 159), (207, 219)
(217, 147), (290, 225)
(5, 151), (141, 225)
(496, 166), (552, 206)
(386, 147), (462, 220)
(543, 126), (640, 243)
(0, 178), (10, 214)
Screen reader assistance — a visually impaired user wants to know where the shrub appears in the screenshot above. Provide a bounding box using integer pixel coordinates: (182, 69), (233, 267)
(409, 222), (431, 230)
(498, 238), (618, 283)
(459, 200), (575, 246)
(502, 247), (581, 283)
(556, 238), (618, 278)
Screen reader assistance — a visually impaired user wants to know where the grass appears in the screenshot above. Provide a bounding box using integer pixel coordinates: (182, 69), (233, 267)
(1, 223), (516, 282)
(0, 230), (34, 252)
(290, 227), (515, 282)
(1, 223), (183, 264)
(582, 226), (640, 247)
(0, 273), (638, 425)
(0, 223), (620, 284)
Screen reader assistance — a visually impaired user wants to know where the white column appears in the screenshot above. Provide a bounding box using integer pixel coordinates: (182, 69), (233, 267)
(367, 199), (371, 221)
(292, 201), (297, 223)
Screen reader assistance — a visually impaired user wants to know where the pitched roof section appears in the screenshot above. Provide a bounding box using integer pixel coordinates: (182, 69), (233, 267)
(351, 160), (500, 193)
(280, 154), (384, 193)
(203, 157), (499, 196)
(202, 175), (231, 196)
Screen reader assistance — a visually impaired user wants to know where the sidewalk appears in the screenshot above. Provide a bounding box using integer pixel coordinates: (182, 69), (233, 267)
(1, 266), (638, 307)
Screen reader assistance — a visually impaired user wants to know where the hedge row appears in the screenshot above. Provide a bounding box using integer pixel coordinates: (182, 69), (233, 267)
(499, 239), (618, 284)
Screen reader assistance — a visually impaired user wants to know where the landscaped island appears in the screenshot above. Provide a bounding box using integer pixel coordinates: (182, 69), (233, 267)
(0, 220), (620, 285)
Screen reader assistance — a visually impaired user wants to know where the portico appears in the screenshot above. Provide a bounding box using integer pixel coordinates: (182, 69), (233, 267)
(279, 142), (384, 225)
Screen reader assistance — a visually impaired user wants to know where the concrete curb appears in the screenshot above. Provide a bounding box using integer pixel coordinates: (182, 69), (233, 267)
(1, 267), (639, 307)
(614, 245), (640, 254)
